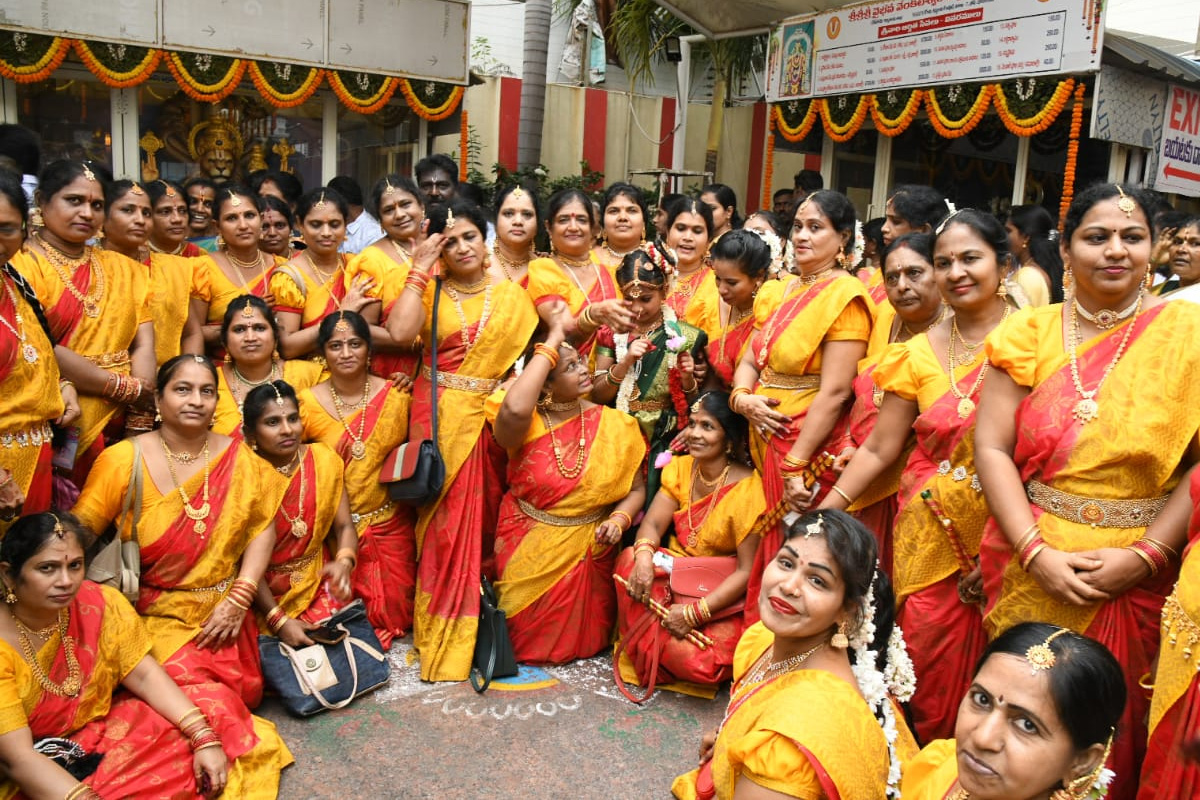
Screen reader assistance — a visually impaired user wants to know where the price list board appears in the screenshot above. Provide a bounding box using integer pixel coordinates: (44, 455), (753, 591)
(767, 0), (1103, 101)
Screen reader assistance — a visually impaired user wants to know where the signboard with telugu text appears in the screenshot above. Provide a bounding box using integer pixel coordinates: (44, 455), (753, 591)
(766, 0), (1105, 101)
(1154, 84), (1200, 198)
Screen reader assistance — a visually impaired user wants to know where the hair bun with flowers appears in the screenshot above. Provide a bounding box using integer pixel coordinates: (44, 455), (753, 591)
(641, 241), (677, 277)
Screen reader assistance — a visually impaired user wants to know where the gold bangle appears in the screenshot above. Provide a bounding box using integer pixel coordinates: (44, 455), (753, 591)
(1142, 537), (1179, 561)
(1020, 543), (1049, 572)
(831, 485), (853, 505)
(335, 547), (358, 568)
(1125, 545), (1158, 576)
(608, 510), (633, 531)
(1013, 523), (1041, 554)
(223, 594), (251, 612)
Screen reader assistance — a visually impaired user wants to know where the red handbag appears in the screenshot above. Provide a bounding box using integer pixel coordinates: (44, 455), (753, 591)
(669, 556), (743, 621)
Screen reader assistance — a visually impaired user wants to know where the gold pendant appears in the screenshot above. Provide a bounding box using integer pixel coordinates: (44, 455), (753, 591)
(290, 519), (308, 539)
(83, 299), (100, 317)
(872, 386), (884, 409)
(193, 519), (207, 535)
(1073, 398), (1099, 423)
(22, 344), (38, 363)
(956, 397), (976, 418)
(60, 676), (81, 697)
(350, 440), (367, 460)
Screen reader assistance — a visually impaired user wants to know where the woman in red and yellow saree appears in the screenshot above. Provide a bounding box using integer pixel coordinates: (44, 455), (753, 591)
(0, 178), (76, 525)
(486, 185), (540, 288)
(730, 191), (871, 626)
(837, 233), (945, 576)
(0, 513), (291, 799)
(704, 232), (770, 390)
(342, 175), (428, 382)
(147, 179), (205, 259)
(386, 201), (539, 681)
(299, 311), (414, 649)
(189, 188), (284, 358)
(976, 186), (1200, 800)
(903, 623), (1125, 800)
(72, 356), (288, 710)
(663, 197), (719, 333)
(212, 296), (323, 438)
(242, 382), (359, 646)
(822, 210), (1016, 744)
(593, 183), (651, 275)
(272, 188), (376, 361)
(617, 392), (764, 695)
(673, 511), (911, 800)
(489, 317), (646, 664)
(527, 189), (635, 360)
(14, 162), (156, 485)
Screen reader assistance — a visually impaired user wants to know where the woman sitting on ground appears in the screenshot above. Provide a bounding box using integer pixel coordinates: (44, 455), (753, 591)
(0, 512), (292, 799)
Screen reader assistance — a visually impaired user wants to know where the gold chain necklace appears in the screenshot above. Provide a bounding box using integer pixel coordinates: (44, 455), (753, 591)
(390, 238), (413, 264)
(230, 360), (281, 417)
(557, 255), (609, 303)
(12, 608), (81, 697)
(330, 375), (372, 460)
(444, 278), (493, 356)
(491, 243), (530, 281)
(742, 641), (826, 686)
(160, 435), (212, 534)
(278, 446), (309, 539)
(538, 404), (587, 479)
(1074, 293), (1140, 330)
(226, 248), (264, 270)
(946, 304), (1010, 418)
(1067, 292), (1142, 424)
(149, 240), (186, 256)
(304, 251), (344, 286)
(0, 277), (38, 364)
(445, 274), (490, 294)
(604, 243), (638, 260)
(32, 232), (103, 317)
(687, 461), (730, 545)
(798, 264), (836, 285)
(899, 303), (948, 340)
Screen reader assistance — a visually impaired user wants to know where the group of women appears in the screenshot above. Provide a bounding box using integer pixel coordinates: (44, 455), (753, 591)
(0, 152), (1198, 800)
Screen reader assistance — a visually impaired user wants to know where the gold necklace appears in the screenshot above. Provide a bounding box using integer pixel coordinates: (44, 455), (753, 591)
(539, 404), (587, 479)
(946, 304), (1010, 418)
(149, 240), (185, 256)
(278, 446), (309, 539)
(1067, 293), (1142, 424)
(604, 243), (638, 260)
(555, 252), (592, 269)
(742, 641), (826, 686)
(950, 317), (986, 367)
(539, 399), (578, 412)
(446, 274), (489, 294)
(0, 278), (38, 364)
(1074, 293), (1140, 330)
(230, 360), (281, 417)
(798, 264), (836, 285)
(491, 243), (530, 281)
(305, 251), (346, 287)
(899, 304), (948, 340)
(12, 608), (81, 697)
(160, 434), (212, 534)
(390, 238), (413, 264)
(558, 255), (608, 303)
(687, 461), (731, 546)
(32, 232), (103, 317)
(330, 375), (372, 460)
(444, 278), (493, 356)
(226, 248), (264, 271)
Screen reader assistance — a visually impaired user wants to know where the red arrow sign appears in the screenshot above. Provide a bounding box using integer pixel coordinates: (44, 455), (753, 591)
(1165, 163), (1200, 182)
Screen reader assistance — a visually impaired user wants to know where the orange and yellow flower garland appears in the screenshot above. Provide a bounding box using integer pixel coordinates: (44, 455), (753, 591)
(248, 62), (324, 109)
(994, 78), (1075, 136)
(870, 89), (924, 137)
(924, 84), (993, 138)
(819, 94), (870, 143)
(774, 101), (817, 143)
(459, 109), (470, 181)
(72, 40), (162, 88)
(400, 79), (465, 122)
(328, 71), (399, 114)
(762, 109), (776, 210)
(165, 52), (247, 103)
(0, 34), (71, 83)
(1058, 82), (1087, 228)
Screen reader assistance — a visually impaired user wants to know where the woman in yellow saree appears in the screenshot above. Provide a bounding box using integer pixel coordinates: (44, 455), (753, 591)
(672, 510), (915, 800)
(662, 197), (719, 334)
(13, 160), (156, 486)
(975, 185), (1200, 800)
(72, 355), (288, 712)
(488, 311), (646, 664)
(0, 512), (291, 799)
(387, 200), (539, 681)
(730, 190), (871, 625)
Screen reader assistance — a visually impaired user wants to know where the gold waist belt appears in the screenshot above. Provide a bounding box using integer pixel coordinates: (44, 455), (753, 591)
(1, 422), (53, 449)
(758, 367), (820, 391)
(516, 498), (607, 527)
(1160, 591), (1200, 667)
(352, 502), (395, 527)
(184, 577), (232, 595)
(83, 349), (130, 369)
(421, 365), (499, 394)
(1025, 479), (1168, 528)
(628, 399), (667, 412)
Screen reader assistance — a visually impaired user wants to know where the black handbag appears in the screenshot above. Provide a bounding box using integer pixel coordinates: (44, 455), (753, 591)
(379, 276), (445, 505)
(469, 576), (518, 692)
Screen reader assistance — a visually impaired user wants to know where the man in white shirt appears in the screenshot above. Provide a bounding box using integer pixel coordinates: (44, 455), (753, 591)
(328, 175), (383, 254)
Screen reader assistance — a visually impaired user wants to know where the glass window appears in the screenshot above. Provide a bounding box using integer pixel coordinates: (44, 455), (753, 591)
(336, 102), (419, 191)
(17, 67), (113, 166)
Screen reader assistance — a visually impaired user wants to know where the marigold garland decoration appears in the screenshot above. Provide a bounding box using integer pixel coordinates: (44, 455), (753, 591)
(1058, 82), (1087, 229)
(400, 79), (465, 121)
(165, 51), (247, 102)
(329, 70), (398, 114)
(762, 109), (776, 210)
(0, 32), (71, 83)
(248, 61), (324, 109)
(819, 94), (869, 142)
(994, 78), (1075, 136)
(870, 89), (924, 137)
(459, 109), (469, 181)
(774, 100), (817, 143)
(74, 40), (161, 88)
(925, 83), (993, 139)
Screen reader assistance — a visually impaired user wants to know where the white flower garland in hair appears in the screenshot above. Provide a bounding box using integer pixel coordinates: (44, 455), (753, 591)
(846, 569), (915, 799)
(784, 240), (797, 274)
(852, 220), (866, 267)
(613, 305), (680, 414)
(747, 228), (785, 278)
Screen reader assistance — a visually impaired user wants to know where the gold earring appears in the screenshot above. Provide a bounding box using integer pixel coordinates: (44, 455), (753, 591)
(217, 234), (226, 250)
(1144, 268), (1154, 292)
(30, 207), (44, 228)
(3, 584), (16, 605)
(1063, 265), (1074, 296)
(154, 409), (162, 424)
(831, 620), (849, 649)
(997, 281), (1008, 298)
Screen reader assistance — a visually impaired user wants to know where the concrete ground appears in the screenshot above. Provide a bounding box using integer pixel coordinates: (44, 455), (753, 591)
(258, 636), (727, 799)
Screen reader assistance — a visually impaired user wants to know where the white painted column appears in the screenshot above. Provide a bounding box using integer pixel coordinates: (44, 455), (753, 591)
(0, 78), (17, 124)
(109, 87), (141, 180)
(1011, 135), (1030, 207)
(321, 92), (338, 184)
(672, 36), (705, 171)
(820, 135), (835, 191)
(871, 133), (892, 219)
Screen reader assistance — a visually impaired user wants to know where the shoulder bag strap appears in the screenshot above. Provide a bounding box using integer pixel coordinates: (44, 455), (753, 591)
(611, 611), (663, 704)
(469, 582), (498, 693)
(430, 276), (440, 444)
(278, 639), (360, 711)
(117, 438), (143, 545)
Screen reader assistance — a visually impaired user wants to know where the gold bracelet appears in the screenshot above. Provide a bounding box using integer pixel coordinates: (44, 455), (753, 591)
(608, 510), (633, 531)
(1020, 543), (1049, 572)
(728, 387), (750, 412)
(1013, 523), (1042, 555)
(223, 594), (251, 612)
(831, 485), (853, 505)
(1142, 537), (1179, 561)
(335, 547), (358, 568)
(1125, 544), (1158, 576)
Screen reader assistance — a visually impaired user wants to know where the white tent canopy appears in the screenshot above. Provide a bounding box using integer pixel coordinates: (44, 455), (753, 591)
(651, 1), (853, 38)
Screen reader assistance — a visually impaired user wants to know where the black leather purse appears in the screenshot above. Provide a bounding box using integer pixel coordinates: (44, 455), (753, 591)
(469, 576), (518, 692)
(379, 276), (445, 505)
